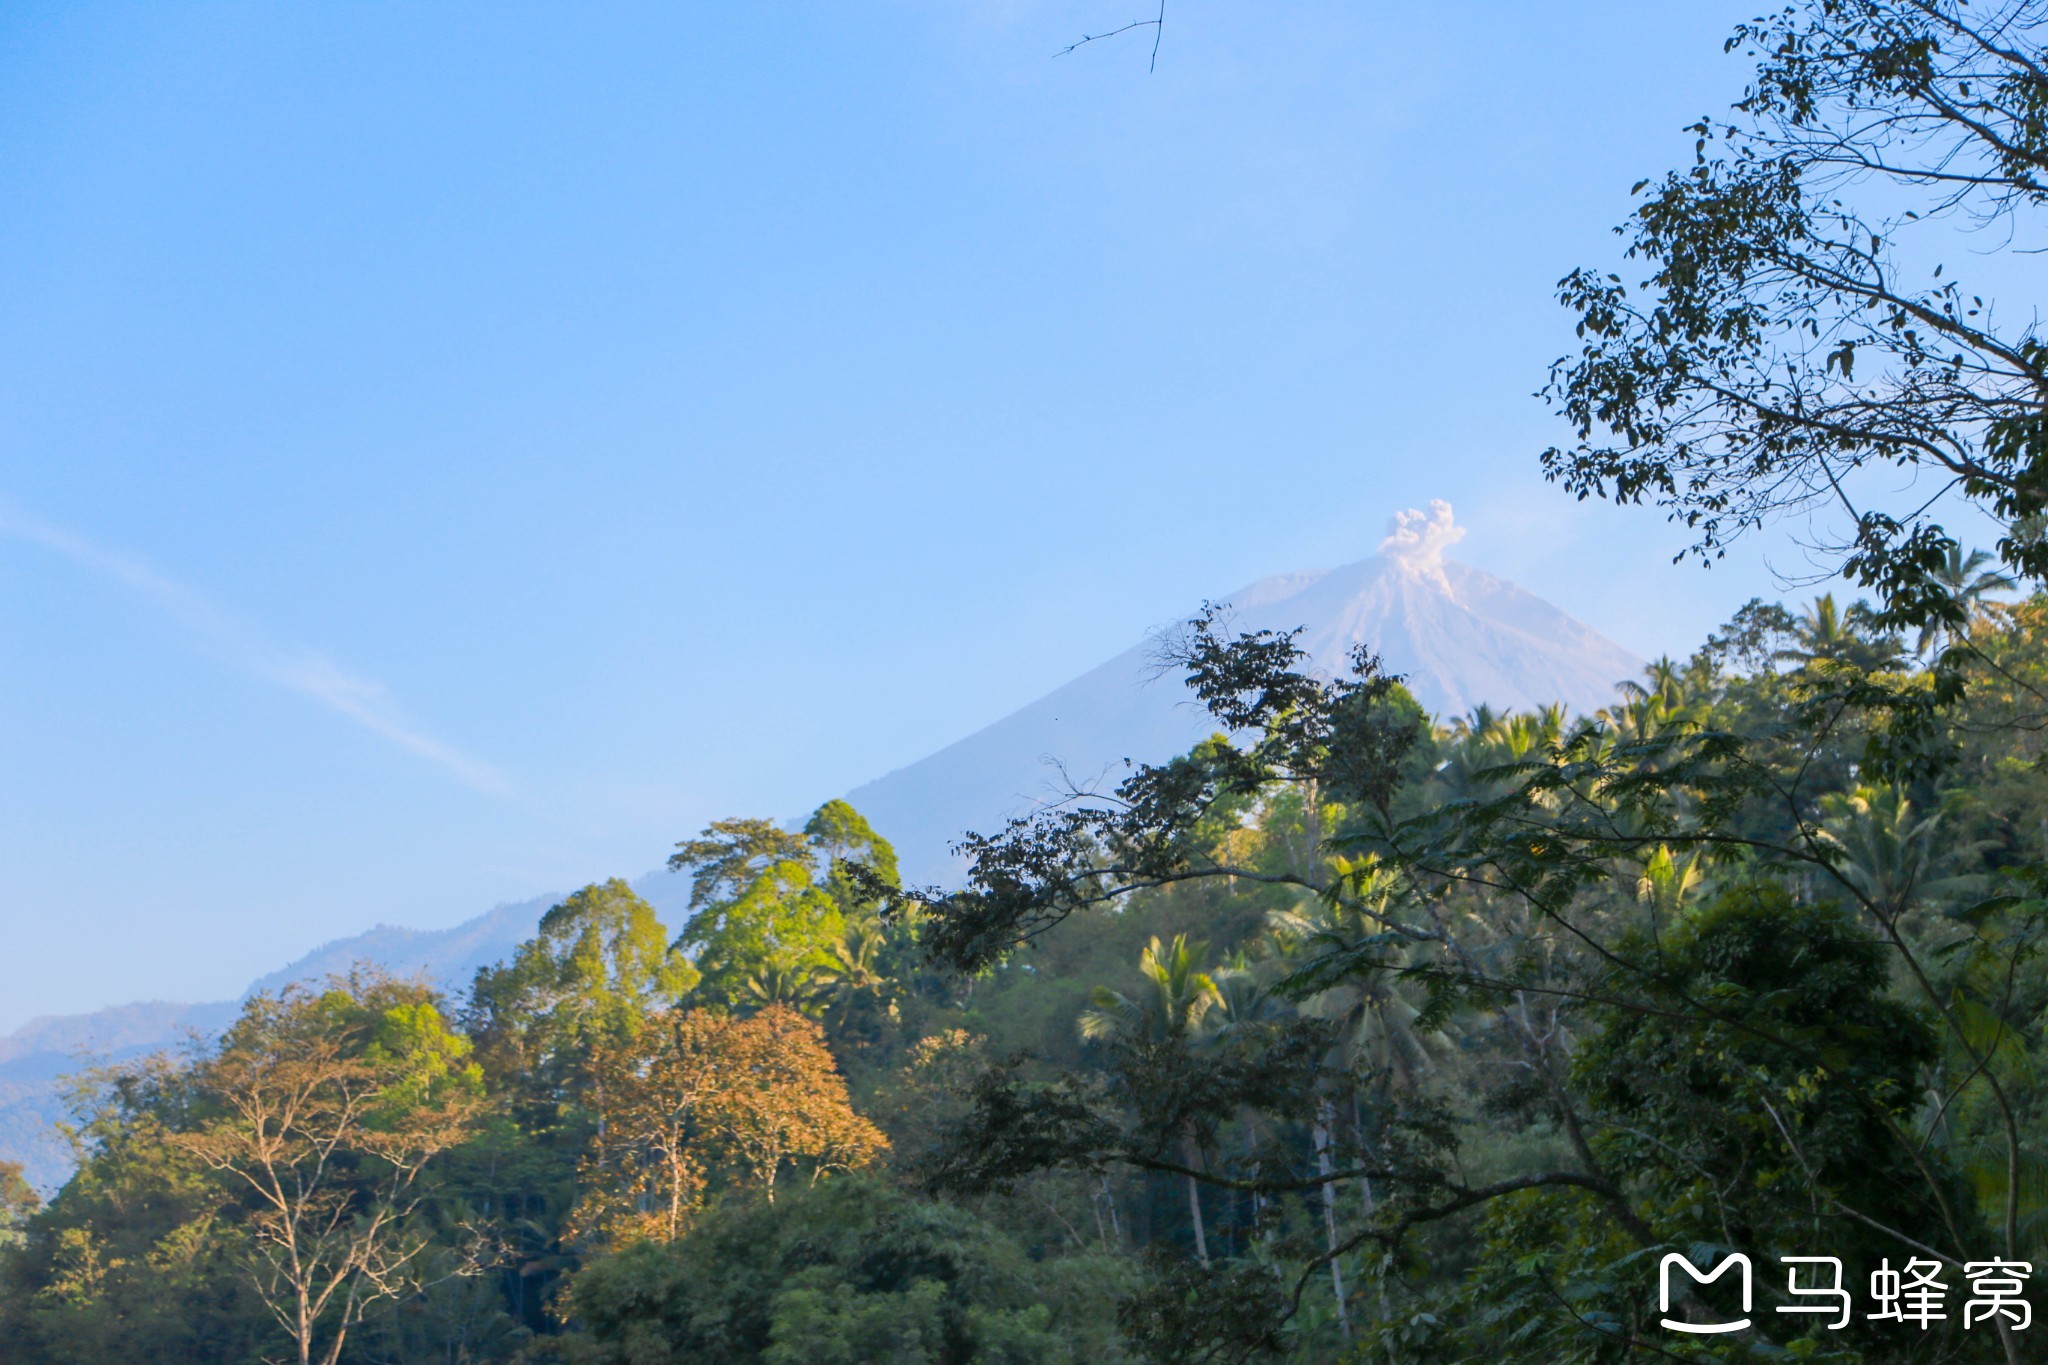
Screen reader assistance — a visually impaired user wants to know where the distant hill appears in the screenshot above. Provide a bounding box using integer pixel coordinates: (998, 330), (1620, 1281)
(0, 875), (694, 1194)
(848, 502), (1643, 885)
(1, 503), (1640, 1193)
(0, 1001), (239, 1194)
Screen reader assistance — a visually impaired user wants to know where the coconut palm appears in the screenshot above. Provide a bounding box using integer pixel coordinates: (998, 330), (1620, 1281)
(1774, 594), (1903, 671)
(1078, 934), (1222, 1047)
(1078, 935), (1222, 1264)
(1433, 706), (1565, 802)
(1203, 951), (1293, 1249)
(1816, 785), (1982, 919)
(1267, 873), (1444, 1091)
(1206, 952), (1290, 1040)
(1635, 844), (1705, 923)
(813, 922), (897, 1042)
(1642, 655), (1686, 706)
(1264, 860), (1444, 1339)
(742, 960), (827, 1015)
(1917, 545), (2016, 654)
(1608, 658), (1703, 742)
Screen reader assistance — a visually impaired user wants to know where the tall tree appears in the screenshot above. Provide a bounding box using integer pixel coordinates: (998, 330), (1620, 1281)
(572, 1004), (887, 1245)
(803, 798), (901, 900)
(172, 977), (484, 1365)
(468, 878), (699, 1101)
(1545, 0), (2048, 636)
(1773, 593), (1903, 671)
(1080, 936), (1226, 1267)
(0, 1160), (36, 1249)
(667, 803), (899, 1006)
(1920, 545), (2018, 653)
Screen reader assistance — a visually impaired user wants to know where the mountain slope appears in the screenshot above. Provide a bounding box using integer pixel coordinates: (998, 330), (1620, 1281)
(1, 503), (1637, 1191)
(850, 504), (1642, 885)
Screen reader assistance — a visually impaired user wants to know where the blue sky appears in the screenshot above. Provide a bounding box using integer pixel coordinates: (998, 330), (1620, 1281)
(0, 0), (1805, 1029)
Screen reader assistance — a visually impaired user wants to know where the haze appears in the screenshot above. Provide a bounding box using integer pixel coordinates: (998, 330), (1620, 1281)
(0, 2), (1782, 1030)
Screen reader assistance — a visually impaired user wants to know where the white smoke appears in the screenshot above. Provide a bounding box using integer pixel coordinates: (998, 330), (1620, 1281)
(1378, 500), (1466, 591)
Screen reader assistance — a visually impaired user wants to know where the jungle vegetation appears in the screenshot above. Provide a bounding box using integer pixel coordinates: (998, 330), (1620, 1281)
(7, 0), (2048, 1359)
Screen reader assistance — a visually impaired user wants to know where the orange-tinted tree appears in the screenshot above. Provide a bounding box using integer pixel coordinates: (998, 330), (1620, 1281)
(574, 1004), (886, 1246)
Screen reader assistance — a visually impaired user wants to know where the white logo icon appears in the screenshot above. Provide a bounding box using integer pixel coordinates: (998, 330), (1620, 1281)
(1660, 1251), (1753, 1334)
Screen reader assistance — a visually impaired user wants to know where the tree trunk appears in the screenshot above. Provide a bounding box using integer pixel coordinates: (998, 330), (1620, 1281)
(1243, 1113), (1264, 1226)
(1313, 1104), (1351, 1339)
(1182, 1130), (1210, 1266)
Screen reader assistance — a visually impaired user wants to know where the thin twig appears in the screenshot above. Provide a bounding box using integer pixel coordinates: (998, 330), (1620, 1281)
(1056, 0), (1167, 71)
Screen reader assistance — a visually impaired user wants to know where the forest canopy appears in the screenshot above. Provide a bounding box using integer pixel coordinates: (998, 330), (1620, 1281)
(11, 573), (2048, 1361)
(8, 1), (2048, 1361)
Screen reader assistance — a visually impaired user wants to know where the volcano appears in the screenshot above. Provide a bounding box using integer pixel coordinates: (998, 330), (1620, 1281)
(847, 502), (1643, 885)
(0, 502), (1642, 1191)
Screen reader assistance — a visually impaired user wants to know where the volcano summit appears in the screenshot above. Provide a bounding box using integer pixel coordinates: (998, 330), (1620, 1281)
(848, 502), (1643, 885)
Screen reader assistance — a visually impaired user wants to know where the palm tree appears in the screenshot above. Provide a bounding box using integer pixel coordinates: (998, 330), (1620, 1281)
(1205, 953), (1289, 1040)
(1642, 655), (1685, 706)
(1079, 935), (1222, 1264)
(1607, 658), (1701, 742)
(1264, 860), (1443, 1340)
(1433, 706), (1564, 802)
(1917, 545), (2016, 654)
(1775, 594), (1903, 671)
(742, 960), (827, 1015)
(1816, 785), (1981, 919)
(814, 922), (897, 1043)
(1635, 844), (1705, 924)
(1078, 934), (1223, 1046)
(1781, 594), (1853, 664)
(1203, 952), (1290, 1239)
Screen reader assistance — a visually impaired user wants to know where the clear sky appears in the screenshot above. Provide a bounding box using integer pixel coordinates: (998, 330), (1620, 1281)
(1, 0), (1807, 1031)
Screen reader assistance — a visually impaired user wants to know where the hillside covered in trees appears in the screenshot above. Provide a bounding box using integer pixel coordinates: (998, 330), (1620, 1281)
(10, 0), (2048, 1360)
(5, 576), (2048, 1362)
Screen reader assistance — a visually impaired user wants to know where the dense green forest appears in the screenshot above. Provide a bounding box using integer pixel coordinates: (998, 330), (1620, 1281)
(10, 0), (2048, 1359)
(5, 580), (2048, 1363)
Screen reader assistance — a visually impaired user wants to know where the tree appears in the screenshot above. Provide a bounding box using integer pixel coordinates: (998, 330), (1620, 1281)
(172, 977), (484, 1365)
(1920, 545), (2018, 653)
(468, 878), (699, 1100)
(1078, 935), (1223, 1049)
(1266, 866), (1443, 1340)
(1818, 781), (1984, 917)
(573, 1005), (887, 1246)
(0, 1160), (35, 1248)
(1773, 593), (1903, 671)
(0, 1056), (275, 1365)
(898, 594), (2040, 1356)
(1511, 883), (1974, 1359)
(1579, 884), (1949, 1251)
(668, 804), (900, 1006)
(456, 879), (700, 1334)
(812, 921), (905, 1046)
(668, 818), (812, 914)
(559, 1174), (1133, 1365)
(1080, 935), (1226, 1266)
(742, 960), (831, 1016)
(695, 1007), (889, 1203)
(803, 798), (901, 898)
(1545, 0), (2048, 634)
